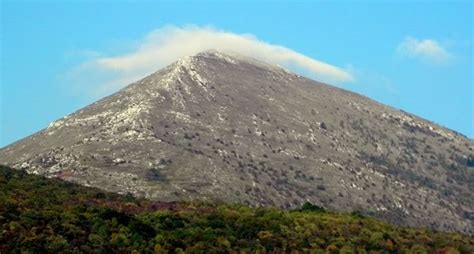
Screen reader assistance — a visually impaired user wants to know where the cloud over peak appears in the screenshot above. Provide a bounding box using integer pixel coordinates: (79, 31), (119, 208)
(397, 37), (452, 64)
(68, 26), (354, 96)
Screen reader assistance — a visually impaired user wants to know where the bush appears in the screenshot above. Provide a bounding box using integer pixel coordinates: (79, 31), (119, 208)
(300, 202), (326, 212)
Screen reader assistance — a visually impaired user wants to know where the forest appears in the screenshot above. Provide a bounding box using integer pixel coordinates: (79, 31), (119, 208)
(0, 165), (472, 253)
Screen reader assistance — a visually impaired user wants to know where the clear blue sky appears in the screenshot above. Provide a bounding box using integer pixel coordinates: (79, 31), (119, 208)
(1, 1), (472, 147)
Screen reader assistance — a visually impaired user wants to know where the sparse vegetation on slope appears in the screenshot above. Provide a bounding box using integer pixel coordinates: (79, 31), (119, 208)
(2, 52), (473, 234)
(0, 165), (473, 253)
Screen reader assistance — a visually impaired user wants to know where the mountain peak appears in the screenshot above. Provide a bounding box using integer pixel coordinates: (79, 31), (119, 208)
(171, 50), (240, 68)
(193, 49), (245, 61)
(141, 49), (287, 99)
(179, 50), (290, 75)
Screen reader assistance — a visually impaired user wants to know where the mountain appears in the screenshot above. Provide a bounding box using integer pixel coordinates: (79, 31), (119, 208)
(0, 51), (473, 234)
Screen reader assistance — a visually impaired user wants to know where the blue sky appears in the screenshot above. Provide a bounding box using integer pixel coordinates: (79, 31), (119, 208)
(1, 1), (472, 147)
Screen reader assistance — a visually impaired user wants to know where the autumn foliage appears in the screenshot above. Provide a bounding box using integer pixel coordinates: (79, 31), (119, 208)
(0, 165), (472, 253)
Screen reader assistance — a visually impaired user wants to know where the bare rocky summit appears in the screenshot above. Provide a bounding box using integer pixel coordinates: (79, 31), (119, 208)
(1, 51), (473, 233)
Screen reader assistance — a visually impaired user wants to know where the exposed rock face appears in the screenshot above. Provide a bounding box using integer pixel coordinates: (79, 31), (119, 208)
(1, 51), (473, 233)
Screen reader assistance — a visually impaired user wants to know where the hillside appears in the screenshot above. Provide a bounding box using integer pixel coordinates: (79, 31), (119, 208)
(0, 165), (473, 253)
(0, 51), (473, 233)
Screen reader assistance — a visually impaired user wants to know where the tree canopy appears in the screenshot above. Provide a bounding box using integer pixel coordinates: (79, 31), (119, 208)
(0, 165), (472, 253)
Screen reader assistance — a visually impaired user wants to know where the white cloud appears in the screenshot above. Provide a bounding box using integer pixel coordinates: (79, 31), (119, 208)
(397, 37), (452, 64)
(66, 25), (354, 97)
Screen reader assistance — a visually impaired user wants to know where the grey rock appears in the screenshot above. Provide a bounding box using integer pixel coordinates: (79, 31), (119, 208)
(1, 51), (473, 233)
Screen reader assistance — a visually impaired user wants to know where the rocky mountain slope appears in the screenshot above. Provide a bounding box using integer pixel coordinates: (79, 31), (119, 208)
(1, 51), (473, 233)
